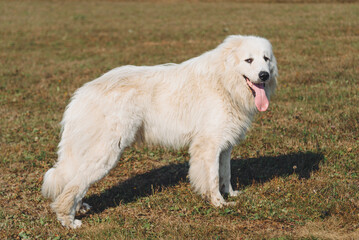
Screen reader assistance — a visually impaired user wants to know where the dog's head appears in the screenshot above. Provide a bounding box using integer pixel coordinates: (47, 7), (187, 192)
(223, 35), (278, 112)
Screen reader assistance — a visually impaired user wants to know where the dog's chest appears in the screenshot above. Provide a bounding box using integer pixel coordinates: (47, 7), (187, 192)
(223, 107), (256, 145)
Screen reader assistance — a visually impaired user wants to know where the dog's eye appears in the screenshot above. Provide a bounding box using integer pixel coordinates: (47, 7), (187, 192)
(264, 56), (270, 62)
(245, 58), (253, 64)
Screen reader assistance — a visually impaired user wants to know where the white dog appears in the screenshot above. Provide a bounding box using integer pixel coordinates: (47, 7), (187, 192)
(42, 35), (278, 228)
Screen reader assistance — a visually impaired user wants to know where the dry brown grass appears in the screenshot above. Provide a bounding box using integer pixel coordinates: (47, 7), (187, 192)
(1, 1), (358, 239)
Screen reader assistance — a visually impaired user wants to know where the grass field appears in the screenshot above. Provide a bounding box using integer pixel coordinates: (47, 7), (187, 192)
(1, 0), (358, 239)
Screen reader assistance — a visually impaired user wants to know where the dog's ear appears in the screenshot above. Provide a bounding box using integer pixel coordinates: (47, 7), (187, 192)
(223, 36), (243, 68)
(267, 53), (278, 98)
(225, 48), (240, 68)
(270, 54), (278, 79)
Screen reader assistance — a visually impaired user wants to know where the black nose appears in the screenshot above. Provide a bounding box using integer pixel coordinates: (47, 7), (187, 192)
(259, 71), (270, 81)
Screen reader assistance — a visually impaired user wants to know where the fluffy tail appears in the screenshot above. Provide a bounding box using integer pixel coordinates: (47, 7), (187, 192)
(41, 168), (66, 200)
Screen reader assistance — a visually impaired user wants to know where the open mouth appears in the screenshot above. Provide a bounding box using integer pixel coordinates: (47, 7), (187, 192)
(243, 75), (269, 112)
(243, 75), (265, 97)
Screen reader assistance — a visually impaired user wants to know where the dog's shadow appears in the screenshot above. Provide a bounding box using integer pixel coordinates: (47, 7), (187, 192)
(85, 151), (323, 214)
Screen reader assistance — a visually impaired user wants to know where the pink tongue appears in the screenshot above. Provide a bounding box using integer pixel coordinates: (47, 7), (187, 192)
(252, 83), (269, 112)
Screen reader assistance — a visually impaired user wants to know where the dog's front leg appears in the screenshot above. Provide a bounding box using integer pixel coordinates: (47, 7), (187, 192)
(208, 148), (227, 207)
(219, 146), (239, 197)
(189, 139), (231, 207)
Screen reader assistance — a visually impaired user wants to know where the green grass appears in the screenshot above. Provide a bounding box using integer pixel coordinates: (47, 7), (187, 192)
(1, 1), (358, 239)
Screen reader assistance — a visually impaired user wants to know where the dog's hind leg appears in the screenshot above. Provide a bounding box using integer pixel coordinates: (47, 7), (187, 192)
(219, 146), (239, 197)
(51, 124), (140, 229)
(50, 143), (122, 229)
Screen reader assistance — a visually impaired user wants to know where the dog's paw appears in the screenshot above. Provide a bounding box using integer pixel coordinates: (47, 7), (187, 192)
(70, 219), (82, 229)
(59, 218), (82, 229)
(229, 190), (241, 197)
(223, 201), (236, 206)
(210, 194), (228, 207)
(211, 199), (237, 208)
(79, 202), (92, 214)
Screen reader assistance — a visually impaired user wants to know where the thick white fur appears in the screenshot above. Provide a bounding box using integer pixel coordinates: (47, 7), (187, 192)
(42, 35), (278, 228)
